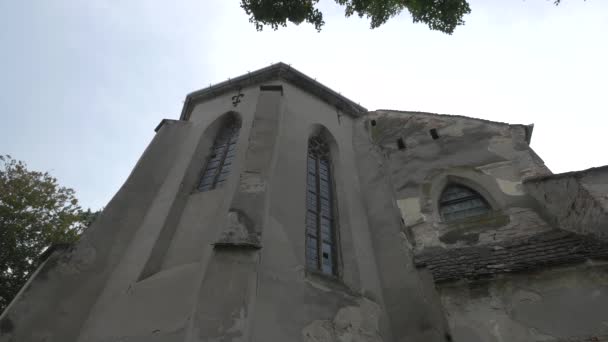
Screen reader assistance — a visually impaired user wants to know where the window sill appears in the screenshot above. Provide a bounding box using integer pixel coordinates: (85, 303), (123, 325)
(305, 268), (352, 293)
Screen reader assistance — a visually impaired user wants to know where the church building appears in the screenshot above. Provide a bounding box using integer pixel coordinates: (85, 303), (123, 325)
(2, 63), (608, 342)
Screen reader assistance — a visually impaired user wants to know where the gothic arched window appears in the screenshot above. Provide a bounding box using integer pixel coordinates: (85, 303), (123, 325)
(439, 184), (490, 221)
(305, 135), (337, 275)
(198, 118), (240, 191)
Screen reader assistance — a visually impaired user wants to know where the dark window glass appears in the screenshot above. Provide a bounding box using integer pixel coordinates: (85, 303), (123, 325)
(430, 128), (440, 140)
(197, 118), (240, 191)
(439, 184), (490, 221)
(397, 138), (406, 150)
(305, 135), (337, 276)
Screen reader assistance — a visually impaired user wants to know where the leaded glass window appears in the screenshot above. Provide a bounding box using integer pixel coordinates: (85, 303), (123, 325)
(439, 184), (490, 221)
(198, 118), (240, 191)
(305, 136), (337, 275)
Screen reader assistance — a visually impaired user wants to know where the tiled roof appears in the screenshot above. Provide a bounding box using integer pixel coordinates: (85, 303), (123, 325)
(414, 230), (608, 283)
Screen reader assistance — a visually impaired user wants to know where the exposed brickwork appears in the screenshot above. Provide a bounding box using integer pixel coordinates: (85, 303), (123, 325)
(414, 230), (608, 283)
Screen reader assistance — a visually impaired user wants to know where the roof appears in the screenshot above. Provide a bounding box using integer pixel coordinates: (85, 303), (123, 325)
(38, 243), (72, 262)
(414, 230), (608, 283)
(524, 164), (608, 184)
(177, 63), (534, 144)
(372, 109), (535, 144)
(179, 62), (367, 121)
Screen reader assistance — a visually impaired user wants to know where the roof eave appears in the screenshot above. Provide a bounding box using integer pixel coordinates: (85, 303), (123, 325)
(371, 109), (535, 144)
(179, 62), (367, 121)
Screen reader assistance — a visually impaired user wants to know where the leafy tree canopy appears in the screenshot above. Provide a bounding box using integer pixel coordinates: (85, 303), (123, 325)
(240, 0), (566, 34)
(0, 155), (98, 313)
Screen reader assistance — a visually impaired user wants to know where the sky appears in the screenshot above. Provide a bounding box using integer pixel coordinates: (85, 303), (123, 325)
(1, 0), (607, 211)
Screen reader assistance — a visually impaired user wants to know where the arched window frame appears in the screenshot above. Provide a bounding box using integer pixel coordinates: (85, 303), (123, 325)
(439, 183), (492, 222)
(305, 134), (339, 276)
(197, 116), (241, 192)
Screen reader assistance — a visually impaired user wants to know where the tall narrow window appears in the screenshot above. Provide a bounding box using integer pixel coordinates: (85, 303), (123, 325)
(305, 135), (337, 275)
(439, 184), (490, 221)
(198, 118), (240, 191)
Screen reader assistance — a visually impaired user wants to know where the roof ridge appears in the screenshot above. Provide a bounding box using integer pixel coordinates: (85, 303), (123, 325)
(372, 109), (532, 128)
(179, 62), (367, 121)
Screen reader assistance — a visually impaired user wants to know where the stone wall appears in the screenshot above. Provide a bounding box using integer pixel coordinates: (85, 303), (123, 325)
(368, 110), (608, 341)
(367, 110), (552, 253)
(525, 166), (608, 241)
(3, 65), (606, 342)
(439, 263), (608, 342)
(1, 81), (451, 342)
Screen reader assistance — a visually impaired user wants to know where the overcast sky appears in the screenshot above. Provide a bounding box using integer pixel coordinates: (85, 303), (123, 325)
(1, 0), (607, 210)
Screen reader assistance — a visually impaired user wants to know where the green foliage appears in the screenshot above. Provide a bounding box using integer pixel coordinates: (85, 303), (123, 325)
(241, 0), (325, 31)
(241, 0), (573, 34)
(0, 155), (98, 313)
(241, 0), (471, 34)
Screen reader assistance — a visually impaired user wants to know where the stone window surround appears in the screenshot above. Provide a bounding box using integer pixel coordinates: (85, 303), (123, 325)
(304, 125), (344, 280)
(306, 134), (338, 276)
(195, 113), (242, 192)
(426, 173), (503, 226)
(439, 184), (491, 222)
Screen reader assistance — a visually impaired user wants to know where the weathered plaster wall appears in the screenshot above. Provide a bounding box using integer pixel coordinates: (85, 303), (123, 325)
(367, 110), (552, 253)
(582, 167), (608, 238)
(352, 114), (451, 341)
(0, 85), (261, 342)
(525, 167), (608, 241)
(582, 168), (608, 212)
(0, 117), (194, 341)
(74, 87), (261, 342)
(6, 73), (604, 342)
(248, 82), (397, 342)
(4, 80), (442, 342)
(439, 263), (608, 342)
(366, 111), (608, 342)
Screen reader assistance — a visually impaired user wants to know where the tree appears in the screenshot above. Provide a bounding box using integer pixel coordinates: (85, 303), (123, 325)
(0, 155), (98, 314)
(240, 0), (569, 34)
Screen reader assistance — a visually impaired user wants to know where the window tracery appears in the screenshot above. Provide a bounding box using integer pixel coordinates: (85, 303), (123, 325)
(305, 135), (337, 275)
(198, 118), (240, 191)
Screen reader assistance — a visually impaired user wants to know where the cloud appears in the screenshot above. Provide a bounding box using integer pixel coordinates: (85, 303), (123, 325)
(1, 0), (606, 209)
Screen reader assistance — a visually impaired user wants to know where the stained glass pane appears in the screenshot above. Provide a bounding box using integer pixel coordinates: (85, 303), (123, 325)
(206, 160), (221, 169)
(320, 199), (331, 215)
(439, 184), (490, 221)
(321, 243), (334, 274)
(307, 192), (317, 211)
(213, 145), (227, 154)
(321, 219), (333, 242)
(305, 134), (337, 276)
(199, 174), (215, 185)
(197, 118), (240, 192)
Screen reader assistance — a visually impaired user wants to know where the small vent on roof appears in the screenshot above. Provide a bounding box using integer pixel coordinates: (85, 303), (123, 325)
(397, 138), (406, 150)
(430, 128), (439, 140)
(260, 85), (283, 95)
